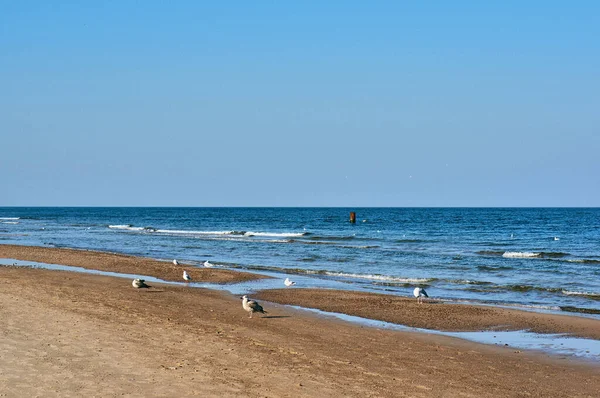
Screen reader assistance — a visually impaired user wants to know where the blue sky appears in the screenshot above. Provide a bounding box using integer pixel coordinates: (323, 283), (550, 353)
(2, 1), (599, 206)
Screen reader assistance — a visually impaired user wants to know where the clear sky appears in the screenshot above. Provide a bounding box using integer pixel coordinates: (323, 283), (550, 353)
(2, 1), (599, 207)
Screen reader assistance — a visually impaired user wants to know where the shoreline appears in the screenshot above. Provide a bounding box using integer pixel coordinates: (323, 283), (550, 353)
(1, 265), (599, 397)
(0, 244), (268, 284)
(2, 244), (600, 396)
(2, 244), (600, 339)
(255, 289), (600, 340)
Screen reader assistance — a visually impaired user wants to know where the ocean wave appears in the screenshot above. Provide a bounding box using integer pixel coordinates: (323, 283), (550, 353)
(559, 306), (600, 315)
(566, 259), (600, 265)
(155, 229), (239, 235)
(0, 217), (20, 220)
(502, 252), (541, 258)
(394, 238), (432, 243)
(449, 279), (493, 285)
(243, 231), (307, 238)
(464, 283), (566, 295)
(108, 225), (153, 232)
(289, 240), (379, 249)
(476, 250), (506, 256)
(307, 235), (355, 241)
(1, 221), (19, 224)
(477, 265), (514, 271)
(505, 284), (563, 293)
(478, 251), (569, 259)
(108, 225), (306, 238)
(561, 290), (600, 300)
(225, 263), (433, 284)
(319, 271), (434, 284)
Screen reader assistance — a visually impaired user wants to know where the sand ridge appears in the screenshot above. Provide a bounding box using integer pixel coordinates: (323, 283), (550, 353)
(0, 244), (267, 284)
(255, 288), (600, 340)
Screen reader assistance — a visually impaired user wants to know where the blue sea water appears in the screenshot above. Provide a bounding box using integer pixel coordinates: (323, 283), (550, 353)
(1, 207), (599, 317)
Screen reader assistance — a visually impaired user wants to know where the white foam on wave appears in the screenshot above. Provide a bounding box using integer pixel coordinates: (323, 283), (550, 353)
(108, 226), (305, 238)
(109, 224), (132, 229)
(108, 225), (146, 231)
(502, 252), (540, 258)
(154, 229), (237, 235)
(494, 302), (562, 311)
(2, 221), (19, 224)
(244, 231), (306, 238)
(319, 271), (433, 284)
(0, 217), (20, 220)
(562, 290), (600, 298)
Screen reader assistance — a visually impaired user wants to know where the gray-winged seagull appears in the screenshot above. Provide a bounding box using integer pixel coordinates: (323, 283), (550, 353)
(284, 277), (296, 287)
(241, 295), (267, 318)
(183, 270), (191, 282)
(132, 278), (150, 288)
(173, 259), (179, 265)
(413, 287), (428, 303)
(204, 260), (214, 268)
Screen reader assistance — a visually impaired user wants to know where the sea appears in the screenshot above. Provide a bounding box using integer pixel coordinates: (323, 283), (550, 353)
(1, 207), (599, 317)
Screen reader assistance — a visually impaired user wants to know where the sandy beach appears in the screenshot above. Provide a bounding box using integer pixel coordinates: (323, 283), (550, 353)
(1, 245), (600, 397)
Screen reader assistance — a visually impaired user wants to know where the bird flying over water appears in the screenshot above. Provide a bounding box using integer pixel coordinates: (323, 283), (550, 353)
(241, 295), (266, 318)
(183, 270), (191, 282)
(284, 277), (296, 287)
(132, 278), (150, 288)
(413, 287), (428, 303)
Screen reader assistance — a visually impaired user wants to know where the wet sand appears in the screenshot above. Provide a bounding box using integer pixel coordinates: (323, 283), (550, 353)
(1, 245), (600, 397)
(0, 244), (267, 283)
(255, 289), (600, 340)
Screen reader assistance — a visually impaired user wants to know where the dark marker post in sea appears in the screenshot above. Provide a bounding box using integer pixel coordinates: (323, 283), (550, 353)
(350, 212), (356, 223)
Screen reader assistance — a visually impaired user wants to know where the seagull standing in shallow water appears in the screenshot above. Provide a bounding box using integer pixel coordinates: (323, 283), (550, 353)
(132, 279), (150, 289)
(413, 287), (429, 304)
(241, 295), (267, 318)
(183, 270), (191, 282)
(284, 277), (296, 287)
(204, 260), (214, 268)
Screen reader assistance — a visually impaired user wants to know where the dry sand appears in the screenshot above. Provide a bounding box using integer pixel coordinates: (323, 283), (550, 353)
(1, 246), (600, 397)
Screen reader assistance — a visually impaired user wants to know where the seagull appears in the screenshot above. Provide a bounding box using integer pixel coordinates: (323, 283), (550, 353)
(241, 295), (267, 318)
(204, 260), (214, 268)
(413, 287), (429, 304)
(132, 279), (150, 289)
(183, 270), (191, 282)
(284, 277), (296, 287)
(173, 259), (179, 265)
(554, 237), (560, 241)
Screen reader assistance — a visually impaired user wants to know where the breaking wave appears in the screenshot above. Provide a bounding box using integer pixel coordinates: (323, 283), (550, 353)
(502, 252), (541, 258)
(477, 251), (569, 259)
(566, 259), (600, 264)
(320, 272), (434, 284)
(108, 225), (306, 238)
(561, 290), (600, 300)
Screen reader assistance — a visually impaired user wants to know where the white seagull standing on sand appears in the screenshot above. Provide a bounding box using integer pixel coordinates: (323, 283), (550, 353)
(284, 277), (296, 287)
(173, 259), (179, 265)
(204, 260), (214, 268)
(241, 295), (267, 318)
(183, 270), (191, 282)
(413, 287), (429, 304)
(132, 278), (150, 289)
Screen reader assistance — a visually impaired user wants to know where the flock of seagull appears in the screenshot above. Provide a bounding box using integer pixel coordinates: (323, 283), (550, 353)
(131, 259), (430, 318)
